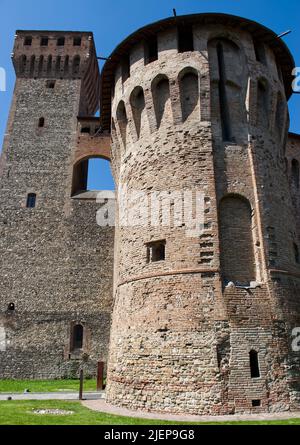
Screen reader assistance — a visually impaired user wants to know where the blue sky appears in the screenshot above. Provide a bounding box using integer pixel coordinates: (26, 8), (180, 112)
(0, 0), (299, 189)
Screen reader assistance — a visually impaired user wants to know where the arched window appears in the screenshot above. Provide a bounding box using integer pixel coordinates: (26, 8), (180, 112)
(71, 157), (114, 196)
(38, 117), (45, 128)
(152, 75), (172, 129)
(130, 86), (145, 138)
(71, 324), (83, 351)
(26, 193), (36, 208)
(291, 159), (299, 189)
(257, 79), (269, 128)
(249, 350), (260, 378)
(116, 100), (128, 147)
(179, 69), (199, 122)
(219, 195), (256, 285)
(72, 56), (80, 75)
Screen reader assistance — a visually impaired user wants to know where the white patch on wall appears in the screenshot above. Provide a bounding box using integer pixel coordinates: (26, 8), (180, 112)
(0, 326), (6, 351)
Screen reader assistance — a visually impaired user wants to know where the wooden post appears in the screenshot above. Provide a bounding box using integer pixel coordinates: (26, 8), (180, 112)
(79, 369), (84, 400)
(97, 361), (104, 391)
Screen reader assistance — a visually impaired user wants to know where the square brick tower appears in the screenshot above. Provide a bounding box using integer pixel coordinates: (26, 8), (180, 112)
(0, 31), (114, 378)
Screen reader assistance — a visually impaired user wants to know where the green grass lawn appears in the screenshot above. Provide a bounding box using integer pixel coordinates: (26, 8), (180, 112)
(0, 400), (299, 425)
(0, 379), (97, 393)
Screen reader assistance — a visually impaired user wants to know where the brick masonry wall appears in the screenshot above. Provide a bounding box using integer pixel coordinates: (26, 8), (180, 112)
(106, 19), (300, 415)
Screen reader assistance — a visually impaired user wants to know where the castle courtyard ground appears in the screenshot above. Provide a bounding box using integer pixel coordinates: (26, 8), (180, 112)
(0, 400), (299, 425)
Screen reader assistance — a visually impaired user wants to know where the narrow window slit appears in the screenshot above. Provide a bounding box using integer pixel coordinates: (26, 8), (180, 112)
(26, 193), (36, 208)
(249, 350), (260, 378)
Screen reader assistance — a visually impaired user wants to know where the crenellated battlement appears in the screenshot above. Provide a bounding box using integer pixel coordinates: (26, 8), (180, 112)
(107, 23), (289, 163)
(12, 30), (100, 115)
(12, 31), (94, 78)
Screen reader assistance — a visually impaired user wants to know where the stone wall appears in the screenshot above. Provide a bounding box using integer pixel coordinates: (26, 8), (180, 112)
(0, 31), (114, 379)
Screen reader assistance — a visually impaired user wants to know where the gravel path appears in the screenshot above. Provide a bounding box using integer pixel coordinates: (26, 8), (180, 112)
(0, 391), (105, 401)
(82, 399), (300, 423)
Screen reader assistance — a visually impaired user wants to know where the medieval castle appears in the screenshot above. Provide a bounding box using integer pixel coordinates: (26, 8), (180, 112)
(0, 12), (300, 415)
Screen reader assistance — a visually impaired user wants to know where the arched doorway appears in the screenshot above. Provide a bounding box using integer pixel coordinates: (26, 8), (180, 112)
(71, 157), (114, 196)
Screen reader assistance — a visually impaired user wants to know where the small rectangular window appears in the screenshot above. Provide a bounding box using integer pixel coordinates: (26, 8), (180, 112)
(73, 37), (82, 46)
(46, 80), (55, 89)
(81, 126), (90, 134)
(26, 193), (36, 208)
(41, 36), (49, 46)
(252, 400), (261, 407)
(178, 25), (194, 53)
(144, 36), (158, 64)
(57, 37), (65, 46)
(24, 36), (32, 46)
(146, 240), (166, 263)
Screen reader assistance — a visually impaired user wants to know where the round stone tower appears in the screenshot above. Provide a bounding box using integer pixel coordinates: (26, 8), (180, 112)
(100, 13), (300, 414)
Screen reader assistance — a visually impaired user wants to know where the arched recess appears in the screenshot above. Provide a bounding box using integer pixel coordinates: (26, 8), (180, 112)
(29, 55), (35, 76)
(19, 55), (27, 74)
(151, 74), (172, 129)
(71, 156), (114, 196)
(219, 194), (256, 285)
(208, 37), (246, 143)
(178, 68), (200, 122)
(38, 55), (44, 75)
(257, 78), (269, 129)
(64, 55), (69, 75)
(55, 56), (61, 75)
(47, 55), (52, 75)
(116, 100), (128, 147)
(72, 55), (81, 75)
(130, 86), (146, 138)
